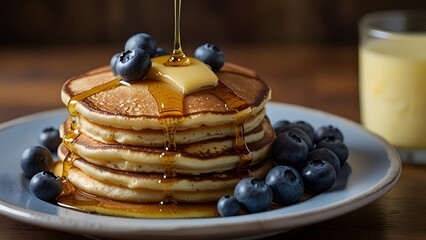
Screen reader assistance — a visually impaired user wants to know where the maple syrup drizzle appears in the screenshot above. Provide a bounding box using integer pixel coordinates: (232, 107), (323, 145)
(61, 78), (126, 188)
(148, 81), (184, 204)
(165, 0), (190, 67)
(208, 81), (254, 177)
(151, 0), (191, 204)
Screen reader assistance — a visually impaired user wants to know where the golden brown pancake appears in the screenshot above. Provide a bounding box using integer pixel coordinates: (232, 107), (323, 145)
(74, 108), (267, 147)
(58, 157), (274, 203)
(61, 63), (271, 130)
(58, 118), (274, 175)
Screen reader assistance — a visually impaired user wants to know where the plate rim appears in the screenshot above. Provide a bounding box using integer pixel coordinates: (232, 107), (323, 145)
(0, 102), (402, 238)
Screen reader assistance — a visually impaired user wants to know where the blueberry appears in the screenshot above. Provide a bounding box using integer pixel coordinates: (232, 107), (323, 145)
(38, 127), (61, 153)
(314, 125), (344, 143)
(194, 43), (225, 71)
(272, 120), (290, 135)
(284, 127), (314, 151)
(279, 121), (315, 143)
(271, 131), (308, 168)
(21, 146), (53, 178)
(217, 195), (240, 217)
(110, 52), (121, 75)
(307, 148), (340, 173)
(316, 137), (349, 166)
(265, 166), (304, 205)
(116, 49), (152, 82)
(234, 177), (272, 213)
(153, 47), (168, 57)
(301, 159), (336, 194)
(124, 33), (157, 57)
(29, 171), (63, 202)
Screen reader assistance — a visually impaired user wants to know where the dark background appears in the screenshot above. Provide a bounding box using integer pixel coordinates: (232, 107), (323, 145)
(1, 0), (426, 49)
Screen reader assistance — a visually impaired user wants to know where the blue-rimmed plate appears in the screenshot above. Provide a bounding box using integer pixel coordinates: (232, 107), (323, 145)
(0, 102), (401, 240)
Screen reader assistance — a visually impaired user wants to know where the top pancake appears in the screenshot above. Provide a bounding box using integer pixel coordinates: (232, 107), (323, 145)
(61, 63), (271, 130)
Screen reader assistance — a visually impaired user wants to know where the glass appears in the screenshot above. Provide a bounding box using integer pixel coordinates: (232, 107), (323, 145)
(359, 10), (426, 164)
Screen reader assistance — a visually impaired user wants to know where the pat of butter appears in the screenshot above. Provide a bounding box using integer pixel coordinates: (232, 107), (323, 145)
(147, 56), (218, 94)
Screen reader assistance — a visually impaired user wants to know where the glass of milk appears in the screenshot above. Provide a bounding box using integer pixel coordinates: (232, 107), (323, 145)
(359, 11), (426, 164)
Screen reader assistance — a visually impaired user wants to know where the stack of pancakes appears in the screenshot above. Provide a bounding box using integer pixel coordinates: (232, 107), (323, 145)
(58, 62), (275, 204)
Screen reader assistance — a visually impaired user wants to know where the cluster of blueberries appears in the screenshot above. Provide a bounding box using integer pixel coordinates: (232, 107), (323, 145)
(20, 128), (63, 202)
(109, 32), (225, 82)
(217, 120), (349, 217)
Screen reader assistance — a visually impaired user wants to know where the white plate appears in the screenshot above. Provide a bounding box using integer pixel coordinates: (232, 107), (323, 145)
(0, 102), (401, 240)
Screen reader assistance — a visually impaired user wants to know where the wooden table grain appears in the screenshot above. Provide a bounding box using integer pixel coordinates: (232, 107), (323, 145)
(0, 45), (425, 240)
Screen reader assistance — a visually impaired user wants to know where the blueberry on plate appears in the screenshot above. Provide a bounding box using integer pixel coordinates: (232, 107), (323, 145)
(314, 125), (344, 143)
(284, 127), (314, 151)
(234, 177), (272, 213)
(116, 49), (152, 82)
(29, 171), (63, 202)
(271, 131), (308, 168)
(110, 52), (121, 76)
(307, 148), (340, 173)
(316, 137), (349, 166)
(301, 159), (336, 194)
(217, 195), (241, 217)
(194, 43), (225, 71)
(265, 166), (304, 205)
(21, 146), (53, 178)
(124, 33), (157, 57)
(272, 120), (290, 135)
(38, 127), (61, 153)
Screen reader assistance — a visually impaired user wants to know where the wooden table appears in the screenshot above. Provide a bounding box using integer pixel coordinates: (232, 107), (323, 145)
(0, 45), (425, 240)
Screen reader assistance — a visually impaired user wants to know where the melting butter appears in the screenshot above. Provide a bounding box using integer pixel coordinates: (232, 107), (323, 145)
(147, 56), (218, 94)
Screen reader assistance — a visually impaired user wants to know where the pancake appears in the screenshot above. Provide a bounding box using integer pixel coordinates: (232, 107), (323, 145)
(61, 157), (274, 203)
(58, 118), (274, 175)
(74, 108), (267, 147)
(61, 63), (271, 130)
